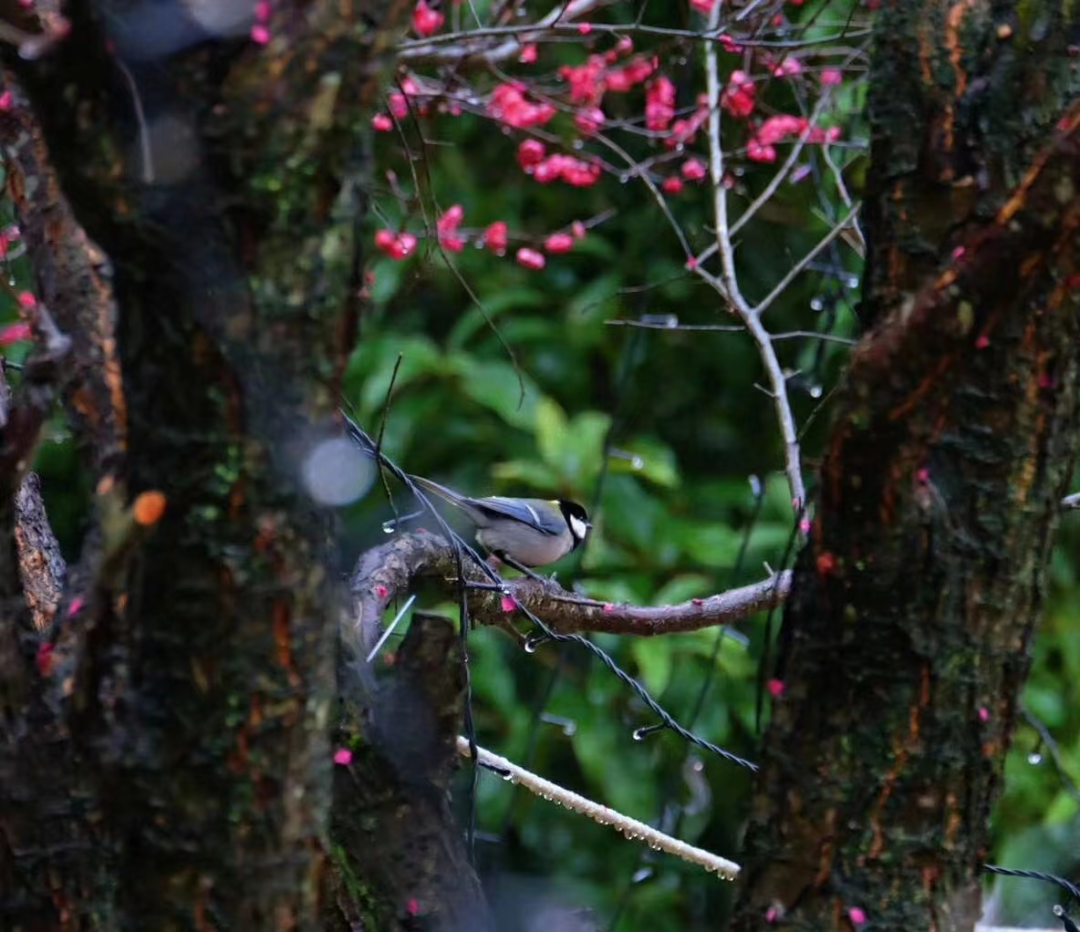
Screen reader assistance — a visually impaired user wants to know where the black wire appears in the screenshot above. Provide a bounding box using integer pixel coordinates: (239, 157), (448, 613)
(983, 865), (1080, 904)
(524, 624), (758, 771)
(609, 477), (766, 931)
(688, 476), (765, 727)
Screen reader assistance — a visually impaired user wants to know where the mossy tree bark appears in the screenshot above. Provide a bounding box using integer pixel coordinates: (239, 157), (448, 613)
(0, 2), (483, 929)
(732, 0), (1080, 929)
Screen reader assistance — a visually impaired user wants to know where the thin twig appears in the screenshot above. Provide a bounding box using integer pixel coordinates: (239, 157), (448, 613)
(753, 205), (861, 315)
(730, 93), (832, 239)
(604, 318), (856, 345)
(701, 19), (807, 510)
(821, 143), (866, 252)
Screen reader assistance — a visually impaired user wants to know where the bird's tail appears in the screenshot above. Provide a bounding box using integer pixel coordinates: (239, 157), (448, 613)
(408, 473), (469, 510)
(340, 409), (379, 455)
(340, 410), (467, 511)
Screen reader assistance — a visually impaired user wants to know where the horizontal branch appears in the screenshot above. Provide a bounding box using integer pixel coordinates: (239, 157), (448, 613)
(350, 532), (789, 649)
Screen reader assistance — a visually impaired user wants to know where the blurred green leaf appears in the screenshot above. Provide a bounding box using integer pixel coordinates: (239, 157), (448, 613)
(631, 638), (674, 694)
(447, 288), (548, 350)
(680, 522), (745, 567)
(346, 335), (443, 419)
(653, 574), (713, 605)
(1044, 791), (1079, 826)
(609, 436), (680, 488)
(490, 458), (561, 490)
(453, 356), (540, 430)
(535, 396), (570, 468)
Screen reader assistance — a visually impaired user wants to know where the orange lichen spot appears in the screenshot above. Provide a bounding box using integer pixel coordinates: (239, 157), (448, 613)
(132, 490), (166, 526)
(996, 22), (1012, 39)
(274, 600), (301, 687)
(945, 0), (976, 98)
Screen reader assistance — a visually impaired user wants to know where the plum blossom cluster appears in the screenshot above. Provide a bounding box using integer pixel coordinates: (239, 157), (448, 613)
(516, 140), (601, 187)
(412, 0), (443, 37)
(368, 1), (850, 269)
(375, 206), (588, 271)
(749, 114), (842, 164)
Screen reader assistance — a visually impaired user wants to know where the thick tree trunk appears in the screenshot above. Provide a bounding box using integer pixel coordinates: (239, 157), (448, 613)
(0, 2), (482, 929)
(732, 0), (1080, 929)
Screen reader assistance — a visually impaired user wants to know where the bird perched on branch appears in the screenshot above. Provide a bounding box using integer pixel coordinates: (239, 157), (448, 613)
(340, 410), (591, 568)
(409, 474), (591, 568)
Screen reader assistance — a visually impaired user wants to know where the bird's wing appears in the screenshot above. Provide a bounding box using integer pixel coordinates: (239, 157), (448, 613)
(468, 497), (564, 536)
(411, 476), (563, 536)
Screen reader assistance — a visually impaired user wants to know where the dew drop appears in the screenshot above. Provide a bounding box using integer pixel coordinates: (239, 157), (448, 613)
(572, 139), (584, 150)
(631, 455), (644, 470)
(619, 173), (630, 183)
(382, 520), (397, 534)
(810, 296), (824, 312)
(809, 384), (823, 399)
(1028, 751), (1043, 765)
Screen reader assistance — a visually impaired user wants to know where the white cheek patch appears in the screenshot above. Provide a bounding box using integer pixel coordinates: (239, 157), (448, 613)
(569, 514), (589, 541)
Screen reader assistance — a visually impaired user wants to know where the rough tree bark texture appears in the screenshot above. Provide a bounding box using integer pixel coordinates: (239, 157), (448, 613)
(733, 0), (1080, 929)
(0, 2), (483, 930)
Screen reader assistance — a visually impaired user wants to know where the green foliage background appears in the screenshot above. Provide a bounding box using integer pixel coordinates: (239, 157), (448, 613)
(4, 1), (1078, 928)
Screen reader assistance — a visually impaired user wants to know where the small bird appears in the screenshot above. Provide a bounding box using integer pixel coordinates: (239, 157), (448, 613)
(409, 474), (591, 568)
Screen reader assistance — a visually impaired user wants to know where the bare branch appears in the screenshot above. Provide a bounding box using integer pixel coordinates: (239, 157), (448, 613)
(351, 532), (790, 642)
(695, 13), (809, 512)
(753, 205), (861, 315)
(399, 0), (610, 65)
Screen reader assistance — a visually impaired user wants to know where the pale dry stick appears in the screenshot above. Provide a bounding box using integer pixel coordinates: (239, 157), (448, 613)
(753, 204), (860, 315)
(457, 736), (741, 880)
